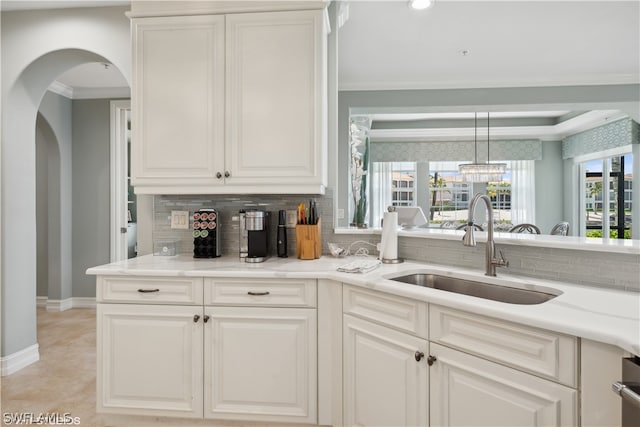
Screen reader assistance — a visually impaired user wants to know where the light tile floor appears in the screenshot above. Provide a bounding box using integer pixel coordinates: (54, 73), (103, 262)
(1, 308), (98, 426)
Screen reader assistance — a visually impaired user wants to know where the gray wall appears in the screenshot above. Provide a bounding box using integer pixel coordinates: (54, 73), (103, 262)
(37, 91), (73, 302)
(36, 117), (52, 298)
(72, 99), (111, 298)
(535, 140), (566, 234)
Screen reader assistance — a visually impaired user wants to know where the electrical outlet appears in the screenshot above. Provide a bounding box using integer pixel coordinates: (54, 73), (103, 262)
(337, 208), (345, 220)
(170, 210), (190, 229)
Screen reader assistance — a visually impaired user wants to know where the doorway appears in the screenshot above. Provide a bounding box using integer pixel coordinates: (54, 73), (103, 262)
(110, 100), (136, 261)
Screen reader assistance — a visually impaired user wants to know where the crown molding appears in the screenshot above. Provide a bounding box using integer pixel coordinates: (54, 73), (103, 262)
(47, 80), (74, 98)
(72, 86), (131, 100)
(369, 110), (629, 142)
(339, 74), (640, 92)
(47, 81), (130, 100)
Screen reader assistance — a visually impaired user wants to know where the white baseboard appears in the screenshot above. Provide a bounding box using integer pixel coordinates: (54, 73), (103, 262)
(39, 297), (96, 311)
(71, 297), (97, 309)
(46, 298), (73, 312)
(1, 344), (40, 376)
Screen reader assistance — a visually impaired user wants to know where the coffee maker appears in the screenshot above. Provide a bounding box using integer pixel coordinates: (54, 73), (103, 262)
(239, 210), (270, 263)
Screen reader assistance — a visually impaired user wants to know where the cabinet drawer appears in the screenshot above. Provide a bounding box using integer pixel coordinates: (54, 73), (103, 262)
(204, 278), (316, 307)
(343, 285), (428, 339)
(97, 276), (203, 305)
(430, 305), (577, 387)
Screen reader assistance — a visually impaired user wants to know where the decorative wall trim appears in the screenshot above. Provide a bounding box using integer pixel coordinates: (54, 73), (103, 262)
(1, 344), (40, 377)
(36, 296), (48, 308)
(370, 139), (542, 162)
(562, 118), (639, 159)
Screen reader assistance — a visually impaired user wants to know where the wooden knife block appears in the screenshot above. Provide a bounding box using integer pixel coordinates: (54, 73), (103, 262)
(295, 219), (322, 260)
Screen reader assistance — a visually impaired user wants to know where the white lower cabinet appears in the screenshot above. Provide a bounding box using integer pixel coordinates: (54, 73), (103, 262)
(204, 306), (317, 423)
(96, 276), (318, 425)
(430, 342), (577, 427)
(342, 287), (579, 427)
(343, 314), (429, 427)
(97, 304), (204, 418)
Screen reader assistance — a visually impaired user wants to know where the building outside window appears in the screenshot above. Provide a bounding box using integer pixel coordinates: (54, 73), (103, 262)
(582, 155), (633, 239)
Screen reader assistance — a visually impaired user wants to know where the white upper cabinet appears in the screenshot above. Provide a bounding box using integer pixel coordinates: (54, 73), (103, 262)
(225, 11), (325, 188)
(131, 15), (225, 190)
(131, 9), (327, 195)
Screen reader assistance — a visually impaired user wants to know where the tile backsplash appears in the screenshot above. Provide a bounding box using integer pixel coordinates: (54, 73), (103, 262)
(153, 191), (639, 293)
(153, 191), (337, 258)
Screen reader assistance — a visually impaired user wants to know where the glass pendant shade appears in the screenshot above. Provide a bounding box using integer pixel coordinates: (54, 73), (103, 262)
(459, 112), (505, 182)
(459, 162), (507, 183)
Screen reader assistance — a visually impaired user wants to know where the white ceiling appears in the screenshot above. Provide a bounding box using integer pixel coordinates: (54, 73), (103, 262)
(338, 0), (640, 91)
(7, 0), (638, 119)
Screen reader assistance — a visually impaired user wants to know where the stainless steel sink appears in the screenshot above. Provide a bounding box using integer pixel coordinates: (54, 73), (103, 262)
(389, 273), (559, 305)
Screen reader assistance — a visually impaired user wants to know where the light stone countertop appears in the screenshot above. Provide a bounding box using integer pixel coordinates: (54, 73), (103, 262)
(335, 227), (640, 255)
(87, 254), (640, 356)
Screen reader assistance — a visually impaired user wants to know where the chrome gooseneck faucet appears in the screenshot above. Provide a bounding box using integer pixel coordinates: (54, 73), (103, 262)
(463, 193), (509, 276)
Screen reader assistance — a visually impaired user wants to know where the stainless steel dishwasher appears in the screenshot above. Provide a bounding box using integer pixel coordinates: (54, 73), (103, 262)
(612, 356), (640, 427)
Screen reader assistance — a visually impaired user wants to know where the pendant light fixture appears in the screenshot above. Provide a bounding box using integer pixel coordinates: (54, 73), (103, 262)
(459, 112), (507, 182)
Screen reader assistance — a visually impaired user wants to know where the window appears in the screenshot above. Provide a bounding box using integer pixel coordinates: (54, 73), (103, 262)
(581, 154), (633, 239)
(428, 164), (471, 225)
(391, 165), (415, 207)
(370, 160), (533, 229)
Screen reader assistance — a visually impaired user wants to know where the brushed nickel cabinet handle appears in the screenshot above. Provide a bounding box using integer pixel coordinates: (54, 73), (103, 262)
(137, 288), (160, 293)
(247, 291), (270, 296)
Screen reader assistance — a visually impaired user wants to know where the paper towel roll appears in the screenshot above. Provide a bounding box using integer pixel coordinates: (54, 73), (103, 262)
(380, 211), (398, 260)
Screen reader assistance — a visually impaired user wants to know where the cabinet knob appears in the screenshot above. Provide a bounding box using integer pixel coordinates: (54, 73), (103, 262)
(203, 315), (210, 323)
(224, 171), (230, 178)
(193, 314), (200, 323)
(216, 172), (223, 179)
(427, 355), (437, 366)
(414, 351), (425, 362)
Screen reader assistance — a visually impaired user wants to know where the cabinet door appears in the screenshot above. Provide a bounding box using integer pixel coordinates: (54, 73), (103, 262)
(97, 304), (203, 417)
(132, 15), (225, 191)
(430, 343), (577, 427)
(225, 10), (326, 189)
(204, 306), (317, 423)
(343, 314), (428, 427)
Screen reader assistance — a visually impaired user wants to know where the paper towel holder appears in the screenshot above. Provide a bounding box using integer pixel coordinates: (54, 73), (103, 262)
(381, 206), (404, 264)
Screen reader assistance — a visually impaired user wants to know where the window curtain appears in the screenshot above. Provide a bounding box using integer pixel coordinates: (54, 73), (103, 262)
(370, 162), (394, 228)
(510, 160), (535, 224)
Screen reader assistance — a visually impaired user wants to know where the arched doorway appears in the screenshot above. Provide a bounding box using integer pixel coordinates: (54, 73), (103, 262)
(2, 46), (130, 374)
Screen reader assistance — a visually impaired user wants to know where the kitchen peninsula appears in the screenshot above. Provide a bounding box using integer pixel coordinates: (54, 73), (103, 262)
(87, 254), (639, 427)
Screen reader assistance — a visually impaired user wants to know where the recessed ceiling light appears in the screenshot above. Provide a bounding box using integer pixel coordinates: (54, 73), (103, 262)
(409, 0), (433, 10)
